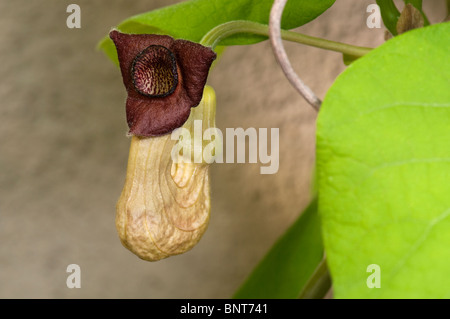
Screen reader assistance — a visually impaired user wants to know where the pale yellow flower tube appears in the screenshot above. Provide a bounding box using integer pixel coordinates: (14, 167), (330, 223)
(116, 86), (217, 261)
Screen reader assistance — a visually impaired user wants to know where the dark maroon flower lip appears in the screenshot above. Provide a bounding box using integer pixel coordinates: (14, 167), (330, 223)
(109, 30), (216, 137)
(131, 45), (179, 98)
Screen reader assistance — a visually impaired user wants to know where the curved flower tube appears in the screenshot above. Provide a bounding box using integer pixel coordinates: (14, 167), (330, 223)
(116, 86), (218, 261)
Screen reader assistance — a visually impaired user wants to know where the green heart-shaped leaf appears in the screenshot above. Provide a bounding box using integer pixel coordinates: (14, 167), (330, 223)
(317, 22), (450, 298)
(98, 0), (335, 65)
(234, 199), (324, 298)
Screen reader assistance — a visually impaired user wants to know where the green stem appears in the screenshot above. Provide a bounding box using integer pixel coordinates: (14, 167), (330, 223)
(200, 20), (372, 58)
(298, 257), (332, 299)
(376, 0), (401, 35)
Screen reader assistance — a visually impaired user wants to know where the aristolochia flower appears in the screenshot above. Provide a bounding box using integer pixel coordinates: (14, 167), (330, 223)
(110, 30), (216, 136)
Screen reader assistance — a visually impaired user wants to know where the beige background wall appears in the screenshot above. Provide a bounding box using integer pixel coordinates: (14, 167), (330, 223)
(0, 0), (445, 298)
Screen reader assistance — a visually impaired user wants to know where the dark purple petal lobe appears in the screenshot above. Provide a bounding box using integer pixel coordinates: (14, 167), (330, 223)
(172, 40), (217, 107)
